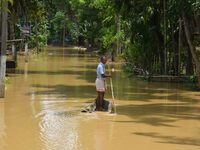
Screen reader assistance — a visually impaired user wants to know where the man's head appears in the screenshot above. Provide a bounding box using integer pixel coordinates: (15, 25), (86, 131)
(100, 56), (107, 64)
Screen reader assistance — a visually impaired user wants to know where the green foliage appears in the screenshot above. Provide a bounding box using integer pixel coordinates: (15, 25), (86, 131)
(190, 75), (198, 83)
(0, 0), (13, 7)
(29, 18), (49, 49)
(101, 27), (115, 49)
(51, 11), (67, 39)
(76, 0), (104, 48)
(8, 0), (200, 81)
(0, 0), (13, 12)
(118, 0), (200, 76)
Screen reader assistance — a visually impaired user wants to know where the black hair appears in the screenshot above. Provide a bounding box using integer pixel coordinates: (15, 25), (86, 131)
(100, 56), (107, 62)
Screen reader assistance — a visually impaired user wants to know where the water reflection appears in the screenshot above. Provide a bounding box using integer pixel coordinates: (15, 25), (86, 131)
(0, 102), (6, 150)
(38, 104), (81, 150)
(24, 62), (29, 81)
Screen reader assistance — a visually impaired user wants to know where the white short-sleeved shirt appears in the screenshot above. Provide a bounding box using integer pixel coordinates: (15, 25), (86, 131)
(97, 62), (105, 80)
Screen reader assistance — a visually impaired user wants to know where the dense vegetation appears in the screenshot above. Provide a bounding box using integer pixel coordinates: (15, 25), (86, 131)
(1, 0), (200, 92)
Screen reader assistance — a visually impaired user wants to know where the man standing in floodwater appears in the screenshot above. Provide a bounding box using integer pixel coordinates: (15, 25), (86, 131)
(95, 56), (111, 111)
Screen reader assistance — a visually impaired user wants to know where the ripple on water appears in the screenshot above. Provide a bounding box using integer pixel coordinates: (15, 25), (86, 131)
(38, 109), (82, 150)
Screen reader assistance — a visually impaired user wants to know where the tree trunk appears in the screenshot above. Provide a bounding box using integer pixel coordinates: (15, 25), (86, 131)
(178, 18), (182, 75)
(24, 43), (28, 62)
(63, 23), (66, 47)
(186, 47), (194, 75)
(35, 20), (39, 53)
(172, 23), (179, 75)
(158, 32), (165, 74)
(12, 44), (17, 63)
(194, 15), (200, 33)
(182, 12), (200, 87)
(163, 0), (167, 74)
(8, 13), (15, 40)
(0, 0), (8, 98)
(9, 12), (17, 65)
(115, 14), (121, 55)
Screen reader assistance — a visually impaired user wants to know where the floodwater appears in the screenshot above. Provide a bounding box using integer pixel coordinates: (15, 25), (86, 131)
(1, 46), (200, 150)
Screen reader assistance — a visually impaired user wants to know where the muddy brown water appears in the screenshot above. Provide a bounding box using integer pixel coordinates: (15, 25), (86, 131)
(1, 46), (200, 150)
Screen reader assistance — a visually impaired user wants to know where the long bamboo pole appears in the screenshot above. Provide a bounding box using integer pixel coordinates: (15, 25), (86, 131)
(108, 63), (117, 114)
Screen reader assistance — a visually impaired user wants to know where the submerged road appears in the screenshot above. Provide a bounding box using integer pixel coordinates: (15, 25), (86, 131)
(0, 46), (200, 150)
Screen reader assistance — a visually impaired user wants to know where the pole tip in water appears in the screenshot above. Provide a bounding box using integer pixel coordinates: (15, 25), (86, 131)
(108, 112), (117, 116)
(109, 110), (117, 115)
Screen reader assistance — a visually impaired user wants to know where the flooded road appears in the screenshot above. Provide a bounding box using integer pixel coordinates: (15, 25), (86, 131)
(1, 46), (200, 150)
